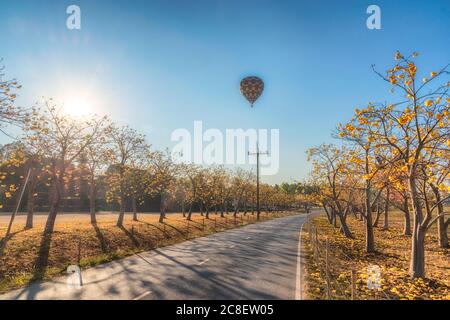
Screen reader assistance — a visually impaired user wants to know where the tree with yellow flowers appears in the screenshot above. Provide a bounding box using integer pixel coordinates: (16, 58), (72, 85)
(82, 120), (111, 224)
(126, 150), (153, 221)
(384, 161), (412, 235)
(338, 51), (449, 277)
(0, 61), (28, 134)
(230, 168), (254, 217)
(105, 124), (147, 227)
(25, 100), (106, 234)
(147, 150), (178, 223)
(307, 144), (354, 238)
(338, 103), (397, 252)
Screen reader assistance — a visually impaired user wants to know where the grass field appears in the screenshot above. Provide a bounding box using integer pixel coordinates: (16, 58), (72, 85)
(302, 211), (449, 300)
(0, 210), (298, 293)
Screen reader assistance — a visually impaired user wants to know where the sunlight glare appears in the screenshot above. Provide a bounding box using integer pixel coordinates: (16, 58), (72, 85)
(64, 96), (92, 117)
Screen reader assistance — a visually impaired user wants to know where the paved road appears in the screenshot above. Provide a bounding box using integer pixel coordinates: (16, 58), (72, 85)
(0, 213), (310, 300)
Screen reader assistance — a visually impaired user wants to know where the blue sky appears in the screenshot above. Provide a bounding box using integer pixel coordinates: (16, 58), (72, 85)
(0, 0), (449, 183)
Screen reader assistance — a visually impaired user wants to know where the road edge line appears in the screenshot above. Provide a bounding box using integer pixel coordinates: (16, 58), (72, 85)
(295, 214), (307, 300)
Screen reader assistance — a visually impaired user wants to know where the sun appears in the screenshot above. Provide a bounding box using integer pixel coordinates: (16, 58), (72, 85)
(64, 96), (92, 117)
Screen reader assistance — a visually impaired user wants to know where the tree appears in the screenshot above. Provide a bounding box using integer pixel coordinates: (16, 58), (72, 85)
(6, 141), (45, 229)
(83, 121), (110, 224)
(148, 150), (177, 223)
(0, 143), (27, 214)
(126, 155), (152, 221)
(173, 174), (190, 217)
(216, 169), (232, 217)
(230, 168), (253, 217)
(197, 166), (225, 219)
(24, 101), (106, 234)
(421, 134), (449, 248)
(307, 144), (354, 238)
(372, 52), (449, 277)
(0, 61), (28, 135)
(180, 164), (200, 220)
(294, 181), (320, 213)
(385, 163), (412, 235)
(338, 103), (395, 252)
(105, 125), (147, 227)
(341, 51), (450, 277)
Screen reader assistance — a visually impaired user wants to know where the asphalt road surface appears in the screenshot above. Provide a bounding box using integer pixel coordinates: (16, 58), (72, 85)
(0, 213), (311, 300)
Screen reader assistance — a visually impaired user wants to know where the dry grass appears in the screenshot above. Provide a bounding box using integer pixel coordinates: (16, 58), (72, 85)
(302, 211), (450, 300)
(0, 210), (296, 293)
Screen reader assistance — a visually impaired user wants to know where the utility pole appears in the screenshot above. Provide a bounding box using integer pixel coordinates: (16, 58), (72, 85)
(248, 142), (269, 220)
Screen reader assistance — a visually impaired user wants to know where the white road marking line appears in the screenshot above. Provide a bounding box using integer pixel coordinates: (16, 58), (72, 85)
(296, 214), (310, 300)
(197, 258), (210, 265)
(133, 291), (152, 300)
(229, 245), (235, 248)
(246, 237), (251, 240)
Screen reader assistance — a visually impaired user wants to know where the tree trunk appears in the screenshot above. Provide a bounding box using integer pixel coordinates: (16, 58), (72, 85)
(431, 186), (449, 248)
(89, 177), (96, 224)
(25, 171), (36, 229)
(187, 203), (193, 220)
(383, 188), (390, 230)
(409, 177), (426, 278)
(44, 178), (62, 234)
(365, 185), (375, 253)
(205, 208), (209, 219)
(410, 220), (426, 278)
(43, 160), (65, 234)
(352, 207), (358, 220)
(401, 198), (412, 236)
(117, 169), (125, 227)
(373, 202), (382, 227)
(336, 212), (353, 238)
(182, 201), (185, 217)
(437, 212), (449, 249)
(159, 192), (166, 223)
(132, 195), (138, 221)
(437, 216), (450, 249)
(234, 204), (239, 217)
(323, 204), (333, 224)
(358, 207), (364, 221)
(403, 209), (412, 236)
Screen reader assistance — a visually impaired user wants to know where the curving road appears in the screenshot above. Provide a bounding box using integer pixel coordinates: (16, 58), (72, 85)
(0, 213), (312, 300)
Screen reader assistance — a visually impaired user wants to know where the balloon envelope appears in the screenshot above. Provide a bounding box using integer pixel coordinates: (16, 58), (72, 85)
(240, 76), (264, 106)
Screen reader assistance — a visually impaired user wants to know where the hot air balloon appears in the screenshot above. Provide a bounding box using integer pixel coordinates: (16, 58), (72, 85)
(240, 76), (264, 107)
